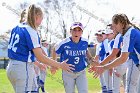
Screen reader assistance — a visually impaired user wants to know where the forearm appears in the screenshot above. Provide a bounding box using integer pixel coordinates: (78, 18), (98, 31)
(34, 61), (46, 70)
(100, 48), (119, 65)
(51, 48), (57, 60)
(86, 49), (93, 61)
(51, 48), (59, 69)
(90, 60), (100, 66)
(33, 48), (61, 69)
(42, 48), (48, 56)
(89, 55), (100, 66)
(103, 56), (126, 70)
(34, 61), (40, 66)
(100, 54), (115, 65)
(38, 54), (61, 68)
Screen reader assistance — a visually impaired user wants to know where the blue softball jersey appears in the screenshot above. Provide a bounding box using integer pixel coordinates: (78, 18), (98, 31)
(113, 33), (123, 49)
(108, 39), (114, 54)
(55, 37), (88, 72)
(98, 39), (109, 61)
(122, 27), (140, 65)
(8, 23), (41, 62)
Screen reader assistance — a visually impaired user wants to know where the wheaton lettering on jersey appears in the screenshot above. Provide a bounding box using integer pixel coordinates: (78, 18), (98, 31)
(65, 50), (87, 56)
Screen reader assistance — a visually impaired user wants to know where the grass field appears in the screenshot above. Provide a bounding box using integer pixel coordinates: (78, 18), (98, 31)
(0, 69), (101, 93)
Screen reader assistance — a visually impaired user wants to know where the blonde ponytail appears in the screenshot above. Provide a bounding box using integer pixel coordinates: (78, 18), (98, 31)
(27, 4), (43, 30)
(20, 9), (26, 23)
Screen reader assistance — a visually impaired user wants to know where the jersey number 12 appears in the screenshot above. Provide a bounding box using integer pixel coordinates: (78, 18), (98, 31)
(8, 33), (20, 52)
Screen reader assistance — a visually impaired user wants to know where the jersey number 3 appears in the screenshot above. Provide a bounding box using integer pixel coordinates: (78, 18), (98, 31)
(74, 57), (80, 64)
(8, 33), (20, 52)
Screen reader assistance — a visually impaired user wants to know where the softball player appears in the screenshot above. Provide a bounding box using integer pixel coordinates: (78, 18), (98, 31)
(37, 40), (49, 93)
(105, 28), (115, 93)
(106, 27), (127, 93)
(94, 13), (140, 93)
(93, 30), (110, 93)
(99, 30), (114, 93)
(100, 25), (127, 93)
(92, 27), (126, 93)
(111, 33), (127, 93)
(33, 41), (49, 92)
(6, 4), (74, 93)
(52, 22), (93, 93)
(33, 61), (45, 92)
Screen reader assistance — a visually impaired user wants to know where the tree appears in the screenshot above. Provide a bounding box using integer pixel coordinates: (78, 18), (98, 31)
(43, 0), (92, 43)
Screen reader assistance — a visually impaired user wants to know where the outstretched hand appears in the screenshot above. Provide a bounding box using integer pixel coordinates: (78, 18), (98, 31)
(88, 59), (101, 74)
(60, 59), (75, 72)
(88, 66), (96, 73)
(50, 66), (58, 75)
(114, 71), (121, 77)
(93, 66), (105, 78)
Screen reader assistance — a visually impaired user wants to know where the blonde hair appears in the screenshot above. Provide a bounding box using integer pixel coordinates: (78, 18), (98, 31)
(27, 4), (43, 30)
(20, 9), (26, 23)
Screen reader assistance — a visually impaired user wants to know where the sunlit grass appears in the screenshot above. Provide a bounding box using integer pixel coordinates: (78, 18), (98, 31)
(0, 69), (101, 93)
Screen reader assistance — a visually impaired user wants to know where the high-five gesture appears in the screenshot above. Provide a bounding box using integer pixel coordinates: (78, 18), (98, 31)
(93, 66), (106, 78)
(60, 59), (75, 72)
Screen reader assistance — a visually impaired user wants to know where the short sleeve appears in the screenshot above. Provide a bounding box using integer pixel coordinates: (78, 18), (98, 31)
(25, 27), (41, 50)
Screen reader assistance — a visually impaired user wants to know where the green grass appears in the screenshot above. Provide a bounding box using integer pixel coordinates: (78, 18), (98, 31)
(0, 69), (101, 93)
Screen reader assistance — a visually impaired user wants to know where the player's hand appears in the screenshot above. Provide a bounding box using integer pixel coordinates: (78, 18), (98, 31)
(39, 63), (46, 71)
(88, 59), (101, 73)
(60, 59), (75, 72)
(93, 66), (105, 78)
(113, 69), (121, 77)
(93, 43), (97, 48)
(88, 66), (96, 73)
(50, 67), (58, 74)
(91, 59), (97, 63)
(90, 59), (100, 66)
(114, 72), (121, 77)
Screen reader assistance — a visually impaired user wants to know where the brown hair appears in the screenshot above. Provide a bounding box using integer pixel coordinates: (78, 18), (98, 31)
(20, 9), (26, 23)
(112, 13), (140, 36)
(112, 13), (131, 36)
(27, 4), (43, 30)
